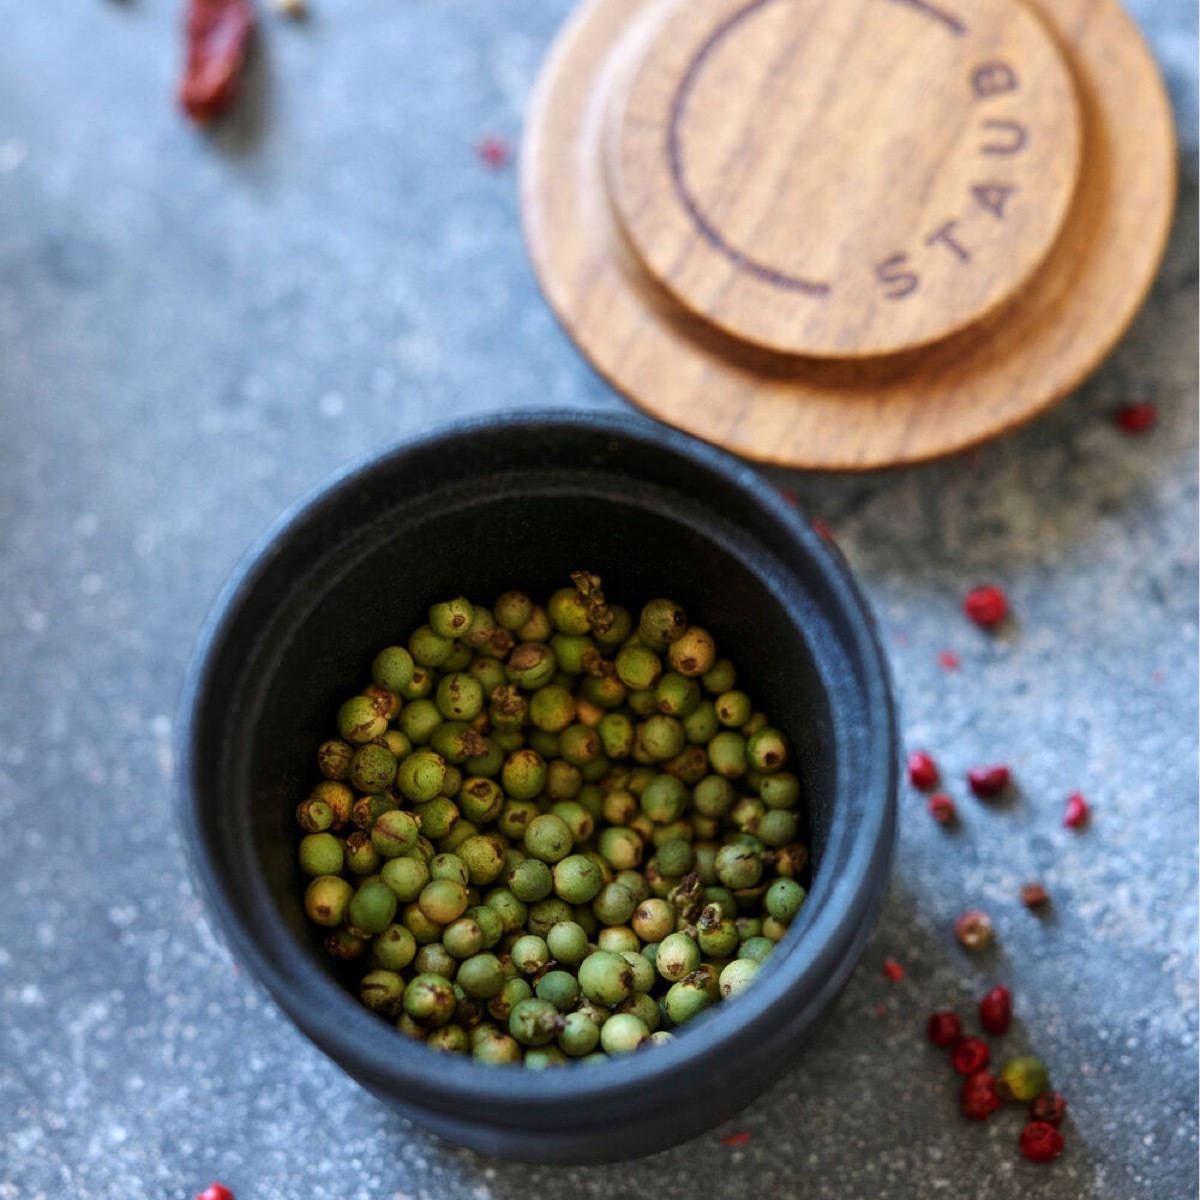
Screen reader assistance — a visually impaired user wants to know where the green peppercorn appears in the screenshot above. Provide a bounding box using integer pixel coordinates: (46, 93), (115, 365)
(507, 857), (553, 903)
(552, 854), (603, 905)
(714, 843), (763, 890)
(435, 672), (485, 721)
(402, 901), (445, 945)
(417, 878), (469, 925)
(344, 831), (382, 876)
(578, 950), (635, 1006)
(655, 672), (702, 717)
(428, 596), (474, 640)
(411, 796), (459, 840)
(337, 694), (389, 744)
(656, 931), (702, 982)
(719, 958), (761, 998)
(472, 1025), (523, 1064)
(501, 749), (547, 802)
(638, 598), (688, 650)
(414, 942), (459, 981)
(616, 991), (660, 1032)
(298, 832), (343, 877)
(549, 634), (595, 675)
(363, 810), (415, 860)
(489, 590), (532, 632)
(597, 825), (644, 871)
(449, 951), (504, 999)
(544, 759), (582, 802)
(380, 854), (430, 902)
(398, 665), (434, 700)
(527, 898), (575, 938)
(620, 949), (657, 995)
(304, 875), (353, 927)
(517, 604), (552, 643)
(316, 738), (355, 780)
(369, 923), (417, 971)
(557, 1010), (602, 1057)
(708, 730), (749, 778)
(506, 642), (558, 690)
(655, 839), (696, 878)
(509, 997), (564, 1047)
(639, 714), (686, 761)
(638, 773), (688, 824)
(542, 920), (588, 967)
(747, 727), (789, 772)
(580, 674), (627, 710)
(764, 877), (807, 924)
(558, 723), (602, 766)
(396, 749), (446, 803)
(467, 904), (504, 949)
(487, 976), (533, 1023)
(549, 800), (595, 841)
(523, 813), (574, 864)
(547, 587), (592, 636)
(359, 968), (406, 1017)
(631, 898), (675, 943)
(600, 1012), (650, 1054)
(348, 880), (398, 937)
(591, 882), (637, 927)
(457, 777), (504, 824)
(666, 626), (717, 678)
(404, 973), (457, 1026)
(454, 833), (506, 885)
(409, 624), (455, 669)
(615, 644), (663, 691)
(535, 969), (582, 1013)
(598, 712), (635, 759)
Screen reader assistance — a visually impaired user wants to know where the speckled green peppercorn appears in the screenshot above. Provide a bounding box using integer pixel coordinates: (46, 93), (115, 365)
(417, 878), (469, 925)
(379, 855), (430, 902)
(298, 832), (343, 877)
(638, 598), (688, 650)
(336, 694), (389, 744)
(403, 973), (457, 1026)
(396, 749), (447, 803)
(557, 1010), (602, 1057)
(316, 738), (355, 780)
(509, 997), (563, 1047)
(747, 727), (789, 772)
(600, 1012), (650, 1054)
(719, 958), (760, 998)
(347, 880), (398, 937)
(552, 854), (603, 905)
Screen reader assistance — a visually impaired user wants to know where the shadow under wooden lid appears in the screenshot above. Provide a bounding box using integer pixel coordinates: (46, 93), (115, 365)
(520, 0), (1177, 470)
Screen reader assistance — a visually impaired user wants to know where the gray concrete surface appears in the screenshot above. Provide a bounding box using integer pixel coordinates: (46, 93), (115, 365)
(0, 2), (1195, 1197)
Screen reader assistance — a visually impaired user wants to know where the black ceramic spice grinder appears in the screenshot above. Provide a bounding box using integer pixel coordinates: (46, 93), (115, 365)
(176, 410), (898, 1164)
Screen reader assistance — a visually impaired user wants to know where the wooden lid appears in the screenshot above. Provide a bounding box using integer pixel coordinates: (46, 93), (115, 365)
(521, 0), (1177, 469)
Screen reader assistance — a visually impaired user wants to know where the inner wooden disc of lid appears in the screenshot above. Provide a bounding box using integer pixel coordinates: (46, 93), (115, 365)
(605, 0), (1082, 359)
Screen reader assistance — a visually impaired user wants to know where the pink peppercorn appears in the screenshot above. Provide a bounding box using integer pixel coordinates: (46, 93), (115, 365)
(937, 650), (961, 671)
(1063, 792), (1089, 829)
(1019, 1120), (1065, 1163)
(963, 584), (1009, 628)
(882, 957), (905, 982)
(1021, 881), (1050, 909)
(952, 1036), (990, 1075)
(907, 750), (938, 789)
(1030, 1091), (1068, 1127)
(475, 135), (511, 169)
(927, 1010), (963, 1048)
(1114, 400), (1157, 434)
(928, 792), (957, 825)
(979, 985), (1012, 1035)
(960, 1071), (1003, 1121)
(967, 764), (1010, 798)
(955, 909), (994, 951)
(196, 1187), (234, 1200)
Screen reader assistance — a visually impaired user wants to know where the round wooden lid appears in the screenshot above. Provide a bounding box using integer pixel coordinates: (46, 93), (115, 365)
(521, 0), (1176, 469)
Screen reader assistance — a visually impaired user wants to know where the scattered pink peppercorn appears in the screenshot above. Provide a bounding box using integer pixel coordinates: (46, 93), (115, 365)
(196, 1186), (234, 1200)
(955, 909), (994, 951)
(967, 764), (1010, 798)
(928, 792), (957, 825)
(963, 584), (1009, 628)
(882, 957), (905, 982)
(1030, 1091), (1068, 1127)
(979, 985), (1012, 1035)
(960, 1070), (1004, 1121)
(937, 650), (961, 671)
(475, 135), (512, 169)
(952, 1036), (991, 1075)
(720, 1131), (752, 1147)
(927, 1010), (964, 1048)
(907, 750), (938, 789)
(1020, 881), (1050, 909)
(1063, 792), (1089, 829)
(1019, 1120), (1065, 1163)
(1114, 400), (1157, 434)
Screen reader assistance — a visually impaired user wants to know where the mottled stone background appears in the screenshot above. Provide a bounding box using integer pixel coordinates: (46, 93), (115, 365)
(0, 2), (1195, 1197)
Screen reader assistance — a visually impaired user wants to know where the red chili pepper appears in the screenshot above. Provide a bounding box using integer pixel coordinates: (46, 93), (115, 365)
(179, 0), (256, 125)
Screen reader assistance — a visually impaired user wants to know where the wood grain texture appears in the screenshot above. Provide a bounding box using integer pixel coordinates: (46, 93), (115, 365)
(520, 0), (1177, 470)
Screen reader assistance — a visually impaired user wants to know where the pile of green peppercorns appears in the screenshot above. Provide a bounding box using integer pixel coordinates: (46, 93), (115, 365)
(294, 573), (810, 1066)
